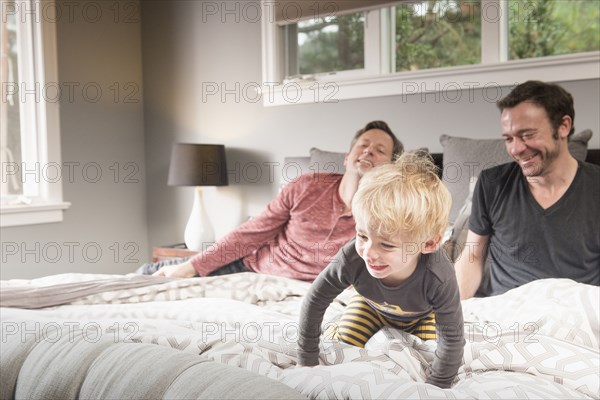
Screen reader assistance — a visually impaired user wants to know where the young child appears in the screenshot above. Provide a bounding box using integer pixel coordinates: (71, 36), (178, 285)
(296, 153), (464, 388)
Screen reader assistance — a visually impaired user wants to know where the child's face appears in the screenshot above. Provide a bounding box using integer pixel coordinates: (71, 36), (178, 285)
(355, 224), (423, 286)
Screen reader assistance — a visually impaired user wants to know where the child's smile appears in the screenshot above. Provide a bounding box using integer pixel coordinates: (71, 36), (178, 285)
(355, 225), (422, 286)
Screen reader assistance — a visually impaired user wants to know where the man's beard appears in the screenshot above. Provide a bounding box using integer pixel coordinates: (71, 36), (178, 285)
(521, 136), (561, 177)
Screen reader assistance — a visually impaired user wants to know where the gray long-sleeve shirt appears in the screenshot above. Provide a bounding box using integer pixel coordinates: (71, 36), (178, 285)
(297, 238), (465, 388)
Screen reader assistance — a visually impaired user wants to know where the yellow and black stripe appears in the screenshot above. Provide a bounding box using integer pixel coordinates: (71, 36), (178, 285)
(325, 295), (436, 348)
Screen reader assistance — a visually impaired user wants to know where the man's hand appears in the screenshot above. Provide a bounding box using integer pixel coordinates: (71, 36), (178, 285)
(153, 260), (197, 278)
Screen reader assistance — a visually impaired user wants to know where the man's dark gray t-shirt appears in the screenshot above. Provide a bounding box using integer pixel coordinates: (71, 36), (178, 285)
(470, 161), (600, 295)
(297, 238), (464, 388)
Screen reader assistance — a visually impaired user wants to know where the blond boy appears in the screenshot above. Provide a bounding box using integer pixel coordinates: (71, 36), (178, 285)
(296, 153), (464, 388)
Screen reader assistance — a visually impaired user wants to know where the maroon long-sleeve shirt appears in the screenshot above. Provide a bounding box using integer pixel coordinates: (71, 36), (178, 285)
(190, 173), (356, 281)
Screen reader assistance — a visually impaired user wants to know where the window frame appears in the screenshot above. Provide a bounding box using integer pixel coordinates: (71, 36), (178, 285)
(260, 0), (600, 107)
(1, 0), (70, 227)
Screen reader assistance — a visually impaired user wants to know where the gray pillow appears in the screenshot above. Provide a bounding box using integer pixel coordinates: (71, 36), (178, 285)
(440, 130), (593, 222)
(445, 177), (477, 263)
(282, 156), (311, 181)
(309, 147), (346, 174)
(440, 135), (512, 223)
(569, 129), (593, 160)
(443, 178), (491, 297)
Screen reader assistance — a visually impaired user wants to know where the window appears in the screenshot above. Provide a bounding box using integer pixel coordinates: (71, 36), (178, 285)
(1, 0), (69, 227)
(393, 1), (482, 72)
(292, 13), (366, 75)
(261, 0), (600, 106)
(507, 0), (600, 60)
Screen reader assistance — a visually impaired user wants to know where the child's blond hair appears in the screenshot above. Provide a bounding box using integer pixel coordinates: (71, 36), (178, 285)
(352, 152), (451, 245)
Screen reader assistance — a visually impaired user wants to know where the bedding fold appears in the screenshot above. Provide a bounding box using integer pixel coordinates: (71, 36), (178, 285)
(0, 275), (171, 309)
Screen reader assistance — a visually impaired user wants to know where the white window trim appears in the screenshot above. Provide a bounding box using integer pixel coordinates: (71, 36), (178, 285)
(261, 0), (600, 107)
(1, 202), (71, 227)
(1, 0), (70, 227)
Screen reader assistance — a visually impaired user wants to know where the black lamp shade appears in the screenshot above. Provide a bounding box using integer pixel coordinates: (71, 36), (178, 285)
(168, 144), (229, 186)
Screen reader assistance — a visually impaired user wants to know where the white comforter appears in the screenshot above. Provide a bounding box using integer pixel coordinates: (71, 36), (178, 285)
(1, 273), (598, 399)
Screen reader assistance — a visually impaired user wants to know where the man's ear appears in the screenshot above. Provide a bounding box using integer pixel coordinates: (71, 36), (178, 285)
(558, 115), (572, 139)
(422, 236), (442, 254)
(342, 152), (350, 168)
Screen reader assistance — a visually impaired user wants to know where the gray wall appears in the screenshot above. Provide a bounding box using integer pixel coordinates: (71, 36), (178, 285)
(1, 0), (148, 279)
(2, 0), (598, 279)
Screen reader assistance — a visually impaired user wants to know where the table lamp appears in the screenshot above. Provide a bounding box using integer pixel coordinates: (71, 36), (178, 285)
(168, 143), (228, 251)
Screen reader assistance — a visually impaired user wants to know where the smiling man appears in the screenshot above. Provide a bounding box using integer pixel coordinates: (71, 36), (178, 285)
(455, 81), (600, 299)
(147, 121), (403, 280)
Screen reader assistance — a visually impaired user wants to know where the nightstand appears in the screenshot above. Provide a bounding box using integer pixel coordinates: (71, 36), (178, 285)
(152, 244), (198, 262)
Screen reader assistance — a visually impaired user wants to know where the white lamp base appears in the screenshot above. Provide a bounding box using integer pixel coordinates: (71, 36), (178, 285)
(184, 187), (214, 251)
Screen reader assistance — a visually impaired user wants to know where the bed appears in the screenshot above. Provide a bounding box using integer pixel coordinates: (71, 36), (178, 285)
(1, 273), (598, 399)
(1, 133), (599, 399)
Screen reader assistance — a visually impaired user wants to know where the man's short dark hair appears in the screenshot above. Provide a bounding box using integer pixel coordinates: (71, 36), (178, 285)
(497, 80), (575, 137)
(350, 120), (404, 160)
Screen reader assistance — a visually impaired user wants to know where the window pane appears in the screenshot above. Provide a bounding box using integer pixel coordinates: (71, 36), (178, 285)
(509, 0), (600, 60)
(1, 1), (24, 199)
(394, 0), (481, 72)
(291, 12), (365, 76)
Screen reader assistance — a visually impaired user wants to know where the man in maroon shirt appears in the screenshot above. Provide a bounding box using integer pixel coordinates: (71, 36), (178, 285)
(150, 121), (403, 280)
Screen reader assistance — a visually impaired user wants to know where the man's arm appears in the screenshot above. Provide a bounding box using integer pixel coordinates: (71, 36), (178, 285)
(454, 230), (489, 300)
(154, 186), (296, 279)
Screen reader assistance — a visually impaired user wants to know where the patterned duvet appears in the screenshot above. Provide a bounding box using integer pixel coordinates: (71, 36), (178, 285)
(1, 273), (598, 399)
